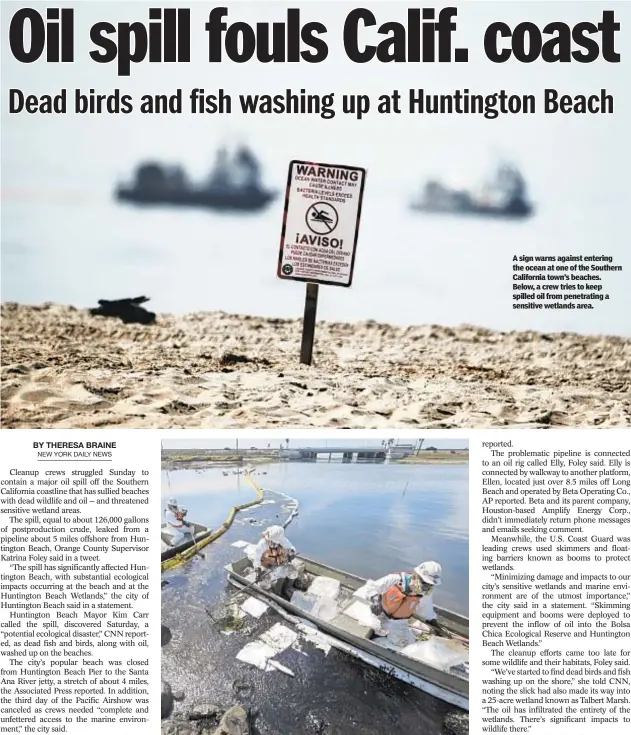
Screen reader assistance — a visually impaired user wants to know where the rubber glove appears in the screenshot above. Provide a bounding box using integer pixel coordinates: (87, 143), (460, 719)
(370, 595), (382, 616)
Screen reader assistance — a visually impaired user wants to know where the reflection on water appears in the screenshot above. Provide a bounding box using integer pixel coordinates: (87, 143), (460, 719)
(162, 461), (469, 616)
(161, 468), (259, 530)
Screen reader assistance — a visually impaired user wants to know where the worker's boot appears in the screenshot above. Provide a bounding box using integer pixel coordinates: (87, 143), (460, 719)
(280, 578), (295, 601)
(269, 579), (284, 596)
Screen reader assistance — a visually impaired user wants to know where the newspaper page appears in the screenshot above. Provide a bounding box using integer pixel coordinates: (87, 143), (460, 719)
(0, 432), (160, 734)
(473, 430), (631, 735)
(1, 1), (630, 735)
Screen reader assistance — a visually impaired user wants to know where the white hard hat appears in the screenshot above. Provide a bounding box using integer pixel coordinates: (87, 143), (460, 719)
(264, 525), (285, 543)
(415, 561), (442, 586)
(167, 497), (178, 508)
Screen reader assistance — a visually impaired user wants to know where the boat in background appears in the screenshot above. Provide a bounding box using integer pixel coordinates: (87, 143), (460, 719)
(226, 553), (469, 709)
(411, 162), (533, 219)
(116, 145), (277, 212)
(161, 521), (213, 562)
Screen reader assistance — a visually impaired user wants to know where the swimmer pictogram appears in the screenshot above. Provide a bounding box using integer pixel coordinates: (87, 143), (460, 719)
(306, 202), (338, 234)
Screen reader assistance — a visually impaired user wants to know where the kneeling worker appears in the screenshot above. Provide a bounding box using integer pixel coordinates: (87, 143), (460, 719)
(253, 525), (297, 599)
(367, 561), (446, 641)
(164, 497), (193, 547)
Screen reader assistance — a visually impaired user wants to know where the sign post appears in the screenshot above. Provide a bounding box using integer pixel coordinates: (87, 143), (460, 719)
(277, 160), (366, 365)
(299, 282), (319, 365)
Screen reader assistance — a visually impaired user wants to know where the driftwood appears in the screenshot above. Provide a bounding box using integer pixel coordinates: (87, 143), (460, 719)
(89, 296), (156, 325)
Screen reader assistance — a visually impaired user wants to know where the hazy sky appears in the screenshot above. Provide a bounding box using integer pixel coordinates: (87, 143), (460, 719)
(162, 437), (468, 449)
(3, 2), (629, 336)
(3, 0), (629, 185)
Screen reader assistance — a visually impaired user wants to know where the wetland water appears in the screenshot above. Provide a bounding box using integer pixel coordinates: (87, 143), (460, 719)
(161, 461), (469, 734)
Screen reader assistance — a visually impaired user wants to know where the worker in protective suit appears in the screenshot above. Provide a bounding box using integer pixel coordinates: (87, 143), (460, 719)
(366, 561), (445, 645)
(164, 497), (193, 547)
(253, 525), (297, 599)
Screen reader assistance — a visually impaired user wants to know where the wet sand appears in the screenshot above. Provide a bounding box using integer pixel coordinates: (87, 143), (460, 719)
(2, 302), (629, 428)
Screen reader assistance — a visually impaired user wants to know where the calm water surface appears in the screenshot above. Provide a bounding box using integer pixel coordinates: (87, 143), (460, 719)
(162, 461), (469, 615)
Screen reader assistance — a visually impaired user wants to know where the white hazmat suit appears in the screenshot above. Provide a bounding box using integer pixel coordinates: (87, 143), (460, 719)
(164, 498), (193, 547)
(365, 573), (437, 623)
(362, 564), (441, 647)
(253, 525), (297, 588)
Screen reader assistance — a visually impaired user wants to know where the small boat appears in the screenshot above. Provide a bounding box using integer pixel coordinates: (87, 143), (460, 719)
(226, 554), (469, 709)
(161, 522), (213, 562)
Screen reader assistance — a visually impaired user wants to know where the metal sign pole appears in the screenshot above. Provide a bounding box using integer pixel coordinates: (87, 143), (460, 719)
(299, 282), (319, 366)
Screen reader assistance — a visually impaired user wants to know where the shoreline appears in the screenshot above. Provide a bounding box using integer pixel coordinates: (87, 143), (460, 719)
(161, 453), (469, 471)
(395, 452), (469, 465)
(2, 302), (629, 429)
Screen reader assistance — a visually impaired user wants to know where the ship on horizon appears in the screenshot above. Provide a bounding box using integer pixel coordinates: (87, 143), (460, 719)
(410, 163), (534, 219)
(115, 145), (277, 213)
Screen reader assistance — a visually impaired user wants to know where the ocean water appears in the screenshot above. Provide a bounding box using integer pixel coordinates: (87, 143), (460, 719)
(2, 1), (630, 337)
(161, 460), (469, 616)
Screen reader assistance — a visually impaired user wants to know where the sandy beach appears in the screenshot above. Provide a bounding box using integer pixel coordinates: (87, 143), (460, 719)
(1, 302), (629, 429)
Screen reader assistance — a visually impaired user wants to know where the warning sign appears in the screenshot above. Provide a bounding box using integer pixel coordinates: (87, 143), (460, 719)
(277, 160), (366, 288)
